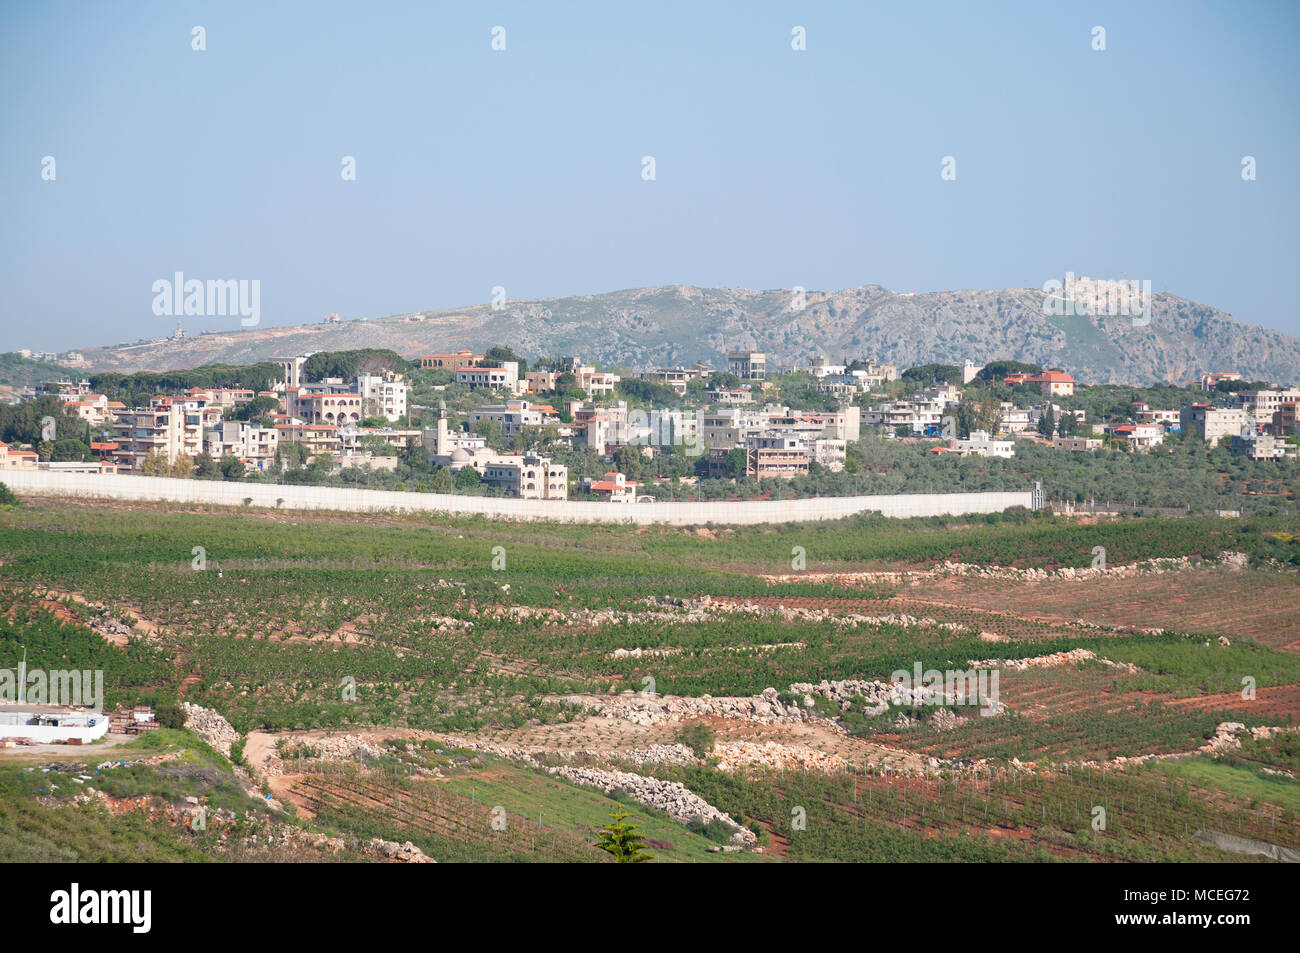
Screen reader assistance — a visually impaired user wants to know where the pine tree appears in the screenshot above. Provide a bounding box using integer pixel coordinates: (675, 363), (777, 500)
(596, 808), (653, 863)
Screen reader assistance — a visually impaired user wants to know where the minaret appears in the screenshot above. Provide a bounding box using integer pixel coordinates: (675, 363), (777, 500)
(436, 400), (449, 456)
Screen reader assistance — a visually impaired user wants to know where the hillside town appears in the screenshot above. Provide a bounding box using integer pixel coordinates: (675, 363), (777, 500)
(3, 347), (1297, 502)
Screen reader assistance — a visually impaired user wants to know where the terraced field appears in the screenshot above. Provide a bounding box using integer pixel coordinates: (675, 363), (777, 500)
(1, 497), (1297, 862)
(908, 569), (1300, 651)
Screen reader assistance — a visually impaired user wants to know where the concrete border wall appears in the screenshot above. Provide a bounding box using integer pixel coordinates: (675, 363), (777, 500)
(2, 470), (1033, 526)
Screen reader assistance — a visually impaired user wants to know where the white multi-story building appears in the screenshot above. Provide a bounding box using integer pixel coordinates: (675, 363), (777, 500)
(205, 421), (279, 470)
(999, 403), (1032, 433)
(469, 400), (544, 437)
(1238, 389), (1300, 418)
(864, 398), (947, 435)
(816, 375), (868, 400)
(812, 437), (847, 471)
(112, 400), (203, 470)
(1231, 431), (1296, 461)
(481, 453), (569, 499)
(357, 373), (408, 422)
(456, 362), (524, 396)
(639, 364), (711, 395)
(1181, 405), (1251, 447)
(808, 358), (847, 379)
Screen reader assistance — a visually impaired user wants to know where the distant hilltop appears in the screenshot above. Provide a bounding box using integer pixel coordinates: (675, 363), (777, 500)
(47, 285), (1300, 386)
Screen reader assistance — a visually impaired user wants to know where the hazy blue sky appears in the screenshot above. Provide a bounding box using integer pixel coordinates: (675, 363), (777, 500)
(2, 0), (1298, 351)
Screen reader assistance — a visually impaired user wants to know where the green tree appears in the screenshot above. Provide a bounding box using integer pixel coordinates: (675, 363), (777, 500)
(453, 466), (481, 490)
(218, 454), (246, 480)
(724, 447), (748, 479)
(231, 394), (280, 422)
(674, 722), (716, 759)
(483, 346), (528, 374)
(613, 444), (643, 481)
(596, 808), (653, 863)
(140, 450), (170, 475)
(429, 467), (453, 492)
(1037, 405), (1056, 438)
(51, 438), (92, 462)
(195, 451), (222, 479)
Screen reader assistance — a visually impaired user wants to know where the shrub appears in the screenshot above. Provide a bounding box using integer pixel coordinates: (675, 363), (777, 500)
(674, 722), (716, 759)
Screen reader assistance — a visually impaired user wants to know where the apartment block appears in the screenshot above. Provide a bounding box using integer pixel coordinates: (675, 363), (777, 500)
(112, 401), (203, 470)
(293, 391), (364, 427)
(727, 351), (766, 380)
(456, 362), (524, 396)
(357, 372), (408, 422)
(469, 400), (544, 437)
(1181, 404), (1250, 446)
(1231, 432), (1296, 461)
(206, 421), (279, 470)
(640, 364), (711, 395)
(744, 433), (810, 478)
(1238, 389), (1300, 418)
(481, 452), (568, 499)
(274, 423), (341, 459)
(1273, 401), (1299, 436)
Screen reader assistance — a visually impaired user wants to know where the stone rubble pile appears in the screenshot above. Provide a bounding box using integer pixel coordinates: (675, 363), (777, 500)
(366, 837), (436, 863)
(609, 646), (682, 660)
(87, 605), (135, 643)
(608, 641), (805, 660)
(928, 707), (961, 731)
(468, 594), (978, 635)
(561, 687), (809, 727)
(965, 648), (1138, 673)
(788, 678), (1003, 717)
(760, 551), (1251, 586)
(933, 553), (1249, 581)
(270, 734), (388, 774)
(713, 740), (848, 774)
(180, 703), (239, 758)
(550, 764), (756, 846)
(620, 743), (697, 767)
(565, 674), (1010, 727)
(760, 570), (913, 586)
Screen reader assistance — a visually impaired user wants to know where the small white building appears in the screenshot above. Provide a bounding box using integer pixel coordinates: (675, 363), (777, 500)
(952, 430), (1015, 458)
(0, 708), (109, 744)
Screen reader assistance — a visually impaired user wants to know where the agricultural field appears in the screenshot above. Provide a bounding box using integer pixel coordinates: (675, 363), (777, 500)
(0, 495), (1297, 863)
